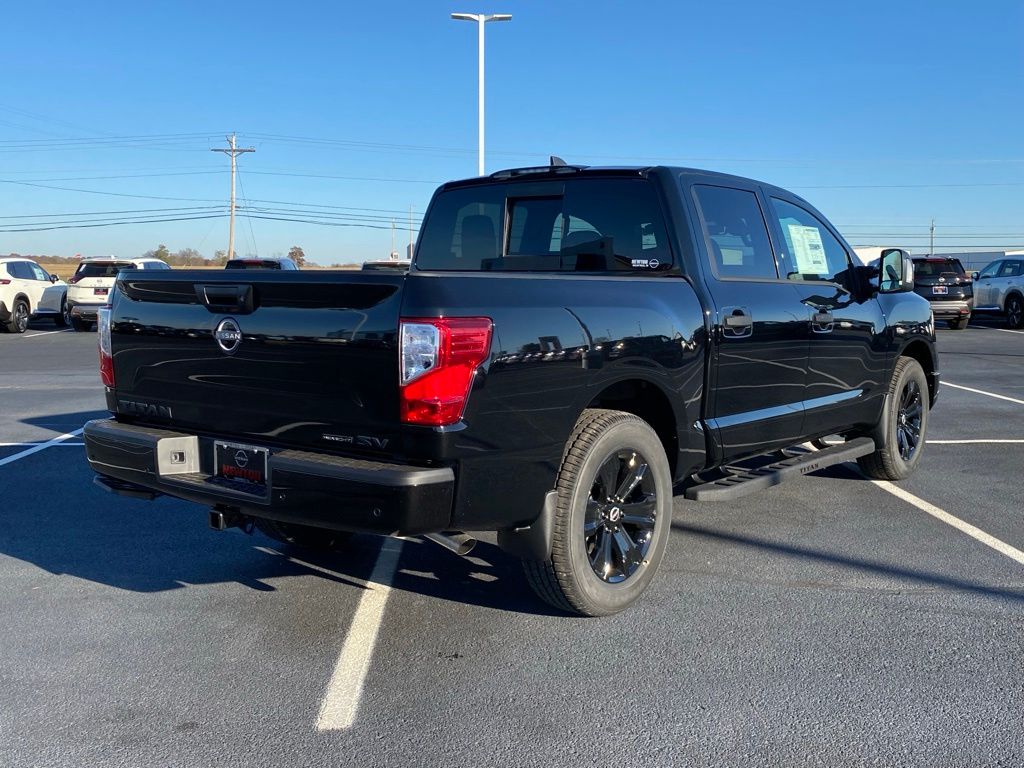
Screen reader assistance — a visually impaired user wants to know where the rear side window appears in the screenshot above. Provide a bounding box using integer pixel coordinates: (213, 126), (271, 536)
(693, 186), (777, 279)
(75, 262), (136, 278)
(6, 262), (31, 279)
(999, 260), (1023, 278)
(416, 179), (671, 272)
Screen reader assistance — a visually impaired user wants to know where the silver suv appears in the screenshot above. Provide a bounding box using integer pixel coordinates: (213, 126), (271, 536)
(972, 257), (1024, 329)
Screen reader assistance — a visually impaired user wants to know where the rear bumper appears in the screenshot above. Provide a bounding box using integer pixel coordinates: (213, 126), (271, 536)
(928, 299), (971, 319)
(83, 419), (455, 535)
(68, 299), (104, 321)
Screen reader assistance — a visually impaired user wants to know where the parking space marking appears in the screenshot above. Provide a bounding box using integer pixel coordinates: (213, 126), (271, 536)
(0, 442), (84, 447)
(21, 329), (71, 338)
(316, 537), (404, 731)
(927, 439), (1024, 445)
(943, 381), (1024, 406)
(873, 480), (1024, 567)
(993, 328), (1024, 335)
(0, 428), (84, 468)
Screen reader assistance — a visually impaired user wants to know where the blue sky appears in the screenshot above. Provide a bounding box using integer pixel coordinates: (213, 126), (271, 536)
(0, 0), (1021, 264)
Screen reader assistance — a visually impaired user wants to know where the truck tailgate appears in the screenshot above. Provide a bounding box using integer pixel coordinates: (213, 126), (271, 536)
(110, 270), (405, 453)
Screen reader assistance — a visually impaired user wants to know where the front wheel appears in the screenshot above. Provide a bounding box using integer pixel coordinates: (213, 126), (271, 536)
(5, 299), (29, 333)
(523, 409), (672, 617)
(857, 357), (929, 480)
(55, 299), (70, 327)
(1006, 295), (1024, 329)
(254, 518), (352, 552)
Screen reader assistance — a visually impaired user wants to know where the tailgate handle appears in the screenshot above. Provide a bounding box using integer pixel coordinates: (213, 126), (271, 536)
(195, 284), (254, 314)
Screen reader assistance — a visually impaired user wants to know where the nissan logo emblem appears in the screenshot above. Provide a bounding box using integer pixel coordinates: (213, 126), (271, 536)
(214, 318), (242, 354)
(234, 450), (249, 468)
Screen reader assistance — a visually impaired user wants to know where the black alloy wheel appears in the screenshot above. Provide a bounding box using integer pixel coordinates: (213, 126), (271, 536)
(584, 449), (657, 583)
(1007, 296), (1023, 329)
(895, 378), (923, 462)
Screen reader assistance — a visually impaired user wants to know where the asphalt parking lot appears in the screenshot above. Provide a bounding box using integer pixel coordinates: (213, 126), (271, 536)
(1, 319), (1022, 768)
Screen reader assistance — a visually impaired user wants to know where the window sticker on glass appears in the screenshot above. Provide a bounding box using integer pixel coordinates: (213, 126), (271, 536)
(720, 247), (744, 266)
(787, 224), (829, 274)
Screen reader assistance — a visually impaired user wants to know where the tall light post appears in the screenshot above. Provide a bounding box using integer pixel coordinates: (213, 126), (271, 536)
(451, 12), (511, 176)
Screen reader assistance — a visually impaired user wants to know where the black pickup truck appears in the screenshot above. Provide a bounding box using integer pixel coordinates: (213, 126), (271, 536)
(84, 164), (938, 616)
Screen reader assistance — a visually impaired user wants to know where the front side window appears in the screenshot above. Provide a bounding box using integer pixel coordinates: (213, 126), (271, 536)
(693, 185), (777, 279)
(770, 198), (852, 287)
(416, 179), (671, 272)
(28, 263), (49, 281)
(979, 261), (1002, 279)
(999, 260), (1022, 278)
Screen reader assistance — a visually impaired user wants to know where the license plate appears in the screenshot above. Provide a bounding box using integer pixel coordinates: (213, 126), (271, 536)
(214, 441), (269, 493)
(932, 285), (948, 295)
(94, 287), (109, 296)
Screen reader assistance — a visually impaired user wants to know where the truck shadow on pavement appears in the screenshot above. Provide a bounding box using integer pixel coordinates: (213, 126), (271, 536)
(4, 411), (557, 614)
(672, 521), (1024, 604)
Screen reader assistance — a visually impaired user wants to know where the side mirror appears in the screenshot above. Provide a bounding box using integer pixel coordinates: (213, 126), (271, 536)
(971, 271), (980, 281)
(49, 273), (60, 284)
(879, 248), (914, 293)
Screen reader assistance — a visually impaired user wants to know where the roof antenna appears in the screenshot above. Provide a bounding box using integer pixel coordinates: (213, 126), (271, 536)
(550, 155), (567, 167)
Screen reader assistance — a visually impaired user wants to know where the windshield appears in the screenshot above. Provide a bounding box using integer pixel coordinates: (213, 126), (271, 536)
(416, 178), (672, 273)
(75, 262), (137, 278)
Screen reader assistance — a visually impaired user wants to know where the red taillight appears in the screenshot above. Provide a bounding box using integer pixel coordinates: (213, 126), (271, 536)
(68, 275), (81, 284)
(0, 279), (10, 285)
(399, 317), (492, 426)
(98, 306), (114, 387)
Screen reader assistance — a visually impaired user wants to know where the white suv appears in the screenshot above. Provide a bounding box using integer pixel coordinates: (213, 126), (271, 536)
(972, 257), (1024, 329)
(0, 258), (69, 333)
(67, 257), (171, 331)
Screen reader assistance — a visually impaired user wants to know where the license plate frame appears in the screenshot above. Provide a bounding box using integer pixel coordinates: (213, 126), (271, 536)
(932, 285), (948, 295)
(214, 441), (270, 495)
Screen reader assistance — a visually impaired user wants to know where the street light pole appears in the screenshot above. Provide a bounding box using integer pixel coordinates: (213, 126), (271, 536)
(451, 12), (511, 176)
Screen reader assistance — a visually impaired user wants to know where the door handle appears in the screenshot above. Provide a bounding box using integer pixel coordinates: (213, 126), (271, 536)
(812, 310), (834, 333)
(723, 313), (752, 329)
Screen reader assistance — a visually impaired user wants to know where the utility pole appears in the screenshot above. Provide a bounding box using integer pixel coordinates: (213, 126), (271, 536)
(929, 218), (935, 256)
(211, 133), (255, 259)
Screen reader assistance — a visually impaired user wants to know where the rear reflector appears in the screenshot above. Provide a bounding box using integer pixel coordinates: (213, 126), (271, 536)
(97, 306), (114, 387)
(399, 317), (492, 426)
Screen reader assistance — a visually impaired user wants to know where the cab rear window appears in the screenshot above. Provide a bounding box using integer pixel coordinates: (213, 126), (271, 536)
(75, 262), (137, 278)
(416, 179), (672, 272)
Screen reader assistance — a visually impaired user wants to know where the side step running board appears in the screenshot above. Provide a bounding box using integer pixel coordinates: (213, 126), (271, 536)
(685, 437), (875, 502)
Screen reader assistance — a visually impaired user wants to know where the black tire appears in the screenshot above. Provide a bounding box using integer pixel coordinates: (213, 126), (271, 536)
(54, 299), (70, 328)
(523, 408), (672, 617)
(857, 357), (929, 481)
(71, 317), (92, 332)
(253, 518), (352, 552)
(1006, 294), (1024, 330)
(5, 298), (29, 333)
(947, 316), (969, 330)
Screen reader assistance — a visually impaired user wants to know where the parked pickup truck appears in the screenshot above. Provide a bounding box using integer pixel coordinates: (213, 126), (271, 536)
(84, 164), (939, 616)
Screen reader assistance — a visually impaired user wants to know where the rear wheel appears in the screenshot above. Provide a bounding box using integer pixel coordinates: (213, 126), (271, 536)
(1006, 295), (1024, 329)
(523, 409), (672, 617)
(857, 357), (929, 481)
(254, 518), (352, 552)
(947, 316), (969, 330)
(71, 317), (91, 332)
(5, 299), (29, 333)
(54, 299), (70, 327)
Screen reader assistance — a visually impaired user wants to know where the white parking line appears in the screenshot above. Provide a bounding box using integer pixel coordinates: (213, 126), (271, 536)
(22, 329), (70, 338)
(316, 537), (404, 731)
(992, 327), (1024, 335)
(0, 428), (84, 468)
(0, 442), (84, 447)
(927, 439), (1024, 445)
(943, 382), (1024, 406)
(873, 481), (1024, 567)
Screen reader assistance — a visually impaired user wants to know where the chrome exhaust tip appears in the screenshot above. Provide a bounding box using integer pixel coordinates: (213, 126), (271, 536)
(424, 531), (477, 557)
